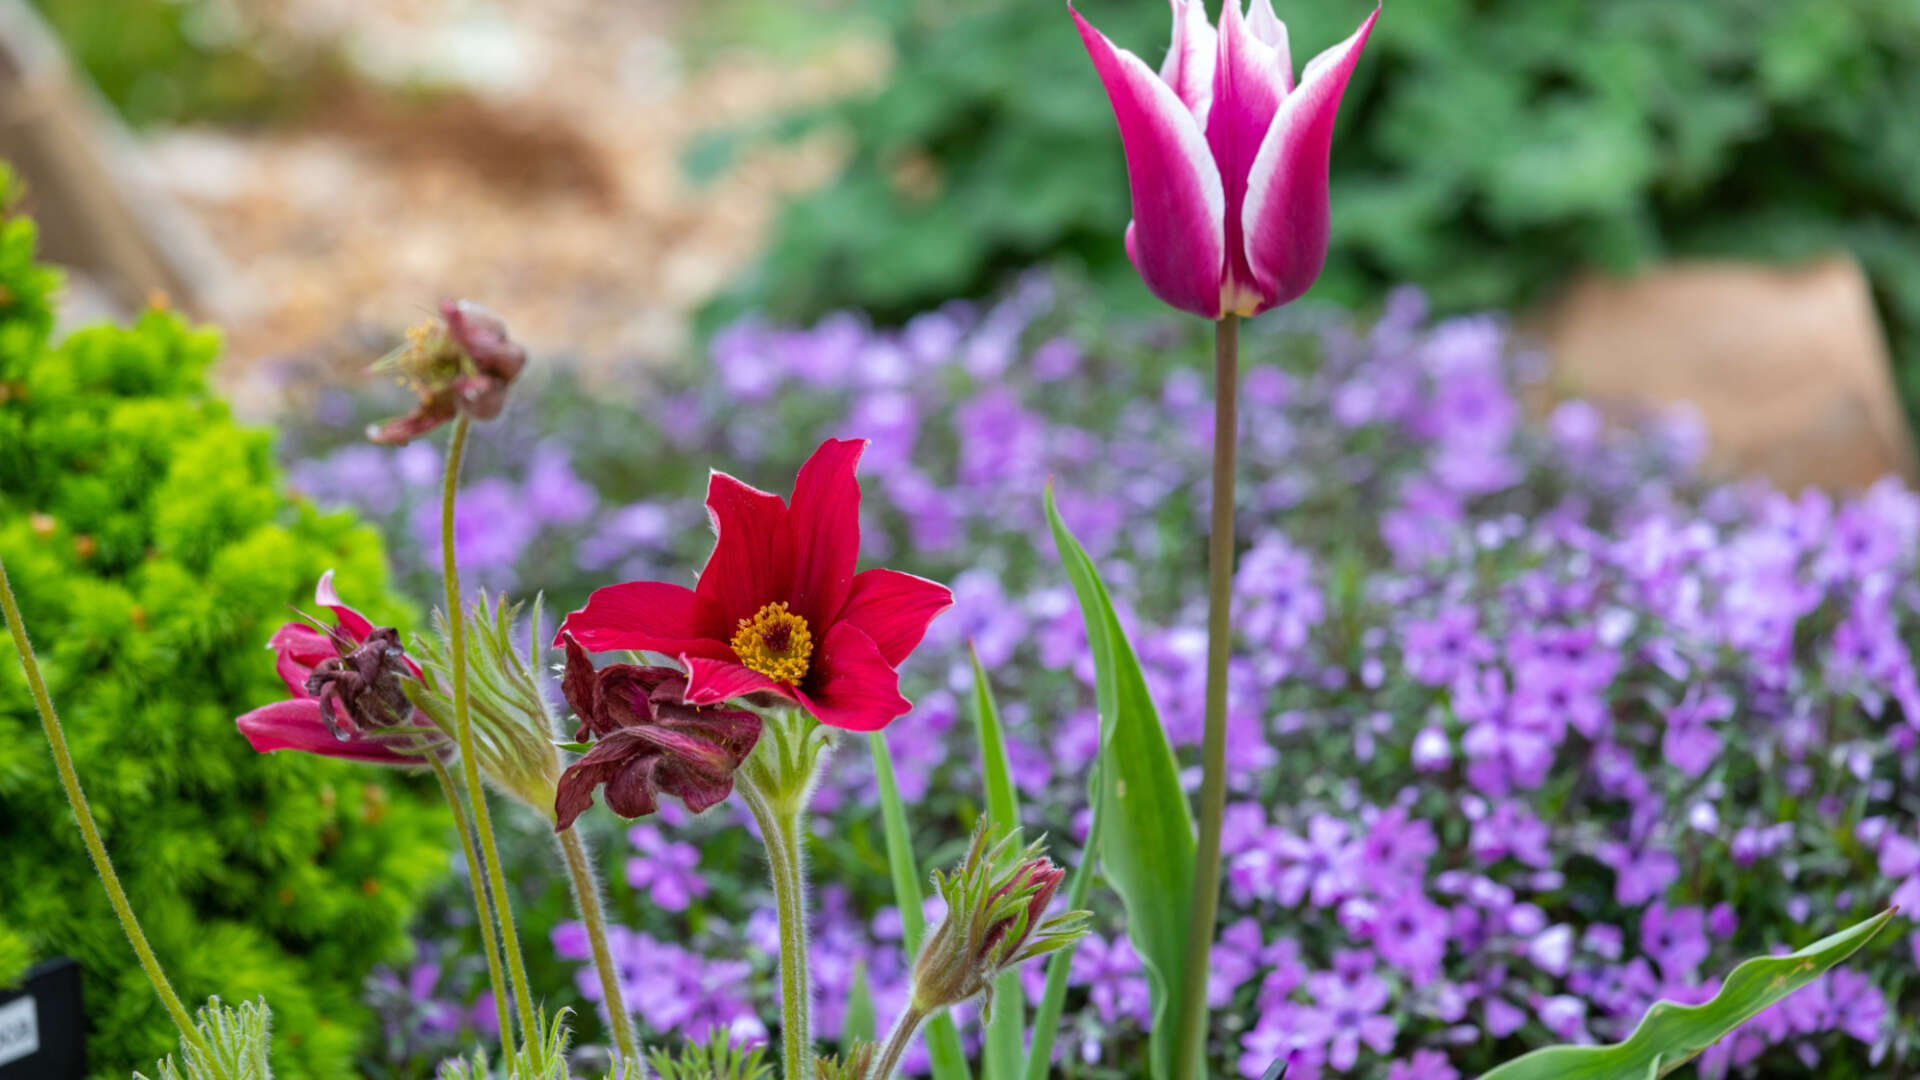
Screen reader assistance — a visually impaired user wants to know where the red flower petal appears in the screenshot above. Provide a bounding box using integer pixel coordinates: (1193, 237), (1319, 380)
(794, 622), (912, 732)
(682, 656), (793, 707)
(268, 621), (336, 698)
(315, 569), (374, 640)
(837, 568), (953, 668)
(781, 438), (866, 627)
(696, 469), (792, 626)
(236, 699), (418, 765)
(556, 580), (732, 659)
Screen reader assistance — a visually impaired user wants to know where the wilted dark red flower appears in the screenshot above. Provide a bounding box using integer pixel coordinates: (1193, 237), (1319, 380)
(367, 300), (527, 445)
(554, 438), (952, 731)
(236, 571), (447, 766)
(553, 634), (762, 831)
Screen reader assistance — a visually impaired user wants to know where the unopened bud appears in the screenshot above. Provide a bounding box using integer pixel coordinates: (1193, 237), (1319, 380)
(909, 823), (1090, 1017)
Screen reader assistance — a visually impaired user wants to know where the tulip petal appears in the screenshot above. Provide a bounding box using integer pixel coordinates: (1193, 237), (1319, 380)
(1157, 0), (1217, 124)
(782, 438), (866, 628)
(838, 568), (954, 668)
(681, 656), (792, 707)
(555, 581), (733, 660)
(1208, 0), (1289, 314)
(236, 699), (417, 765)
(1245, 0), (1292, 88)
(315, 569), (374, 640)
(1240, 6), (1377, 311)
(697, 469), (792, 626)
(1072, 2), (1227, 319)
(794, 622), (912, 732)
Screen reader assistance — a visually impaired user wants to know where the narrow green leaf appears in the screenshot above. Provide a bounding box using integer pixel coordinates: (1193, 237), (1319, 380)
(1478, 909), (1898, 1080)
(868, 730), (972, 1080)
(1043, 484), (1196, 1080)
(844, 960), (876, 1046)
(970, 646), (1026, 1080)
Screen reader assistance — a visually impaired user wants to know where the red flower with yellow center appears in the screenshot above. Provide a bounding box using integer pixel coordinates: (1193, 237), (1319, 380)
(555, 438), (952, 732)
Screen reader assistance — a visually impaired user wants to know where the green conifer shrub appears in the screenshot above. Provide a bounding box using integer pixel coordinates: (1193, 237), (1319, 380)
(0, 170), (449, 1079)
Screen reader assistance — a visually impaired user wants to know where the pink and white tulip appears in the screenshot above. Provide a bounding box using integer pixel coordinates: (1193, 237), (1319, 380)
(1072, 0), (1378, 319)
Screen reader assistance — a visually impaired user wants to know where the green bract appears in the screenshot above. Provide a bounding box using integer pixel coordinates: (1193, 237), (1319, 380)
(0, 173), (446, 1078)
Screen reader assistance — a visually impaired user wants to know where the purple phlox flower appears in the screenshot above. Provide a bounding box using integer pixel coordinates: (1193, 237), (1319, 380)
(1372, 890), (1449, 987)
(1070, 933), (1151, 1026)
(1528, 924), (1574, 977)
(1535, 994), (1590, 1043)
(1469, 801), (1552, 869)
(1878, 831), (1920, 913)
(1400, 604), (1494, 687)
(1239, 1014), (1325, 1080)
(843, 389), (922, 477)
(1597, 840), (1679, 907)
(1823, 967), (1890, 1044)
(525, 442), (596, 526)
(1411, 723), (1452, 771)
(1507, 655), (1607, 741)
(1639, 902), (1710, 981)
(712, 317), (783, 400)
(414, 476), (538, 585)
(927, 568), (1030, 680)
(1387, 1048), (1460, 1080)
(1358, 804), (1438, 895)
(1208, 917), (1266, 1007)
(1294, 970), (1397, 1072)
(1662, 687), (1732, 778)
(626, 824), (708, 911)
(576, 500), (673, 572)
(957, 388), (1050, 494)
(1235, 532), (1325, 664)
(1275, 813), (1361, 908)
(1707, 902), (1738, 940)
(1382, 479), (1466, 568)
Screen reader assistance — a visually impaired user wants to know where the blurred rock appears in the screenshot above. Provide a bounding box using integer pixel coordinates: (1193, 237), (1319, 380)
(1535, 256), (1919, 491)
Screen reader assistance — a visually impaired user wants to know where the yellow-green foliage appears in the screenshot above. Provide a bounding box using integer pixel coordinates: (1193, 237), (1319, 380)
(0, 176), (449, 1078)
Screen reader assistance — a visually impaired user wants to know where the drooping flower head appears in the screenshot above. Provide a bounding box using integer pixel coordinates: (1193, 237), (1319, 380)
(555, 438), (953, 732)
(237, 570), (448, 765)
(368, 300), (527, 445)
(553, 634), (762, 830)
(1072, 0), (1378, 319)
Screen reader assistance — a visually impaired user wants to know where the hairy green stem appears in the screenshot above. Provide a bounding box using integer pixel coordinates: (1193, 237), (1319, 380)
(871, 1004), (927, 1080)
(440, 414), (539, 1041)
(429, 755), (513, 1047)
(1174, 313), (1240, 1080)
(557, 826), (640, 1065)
(0, 553), (223, 1076)
(740, 777), (811, 1080)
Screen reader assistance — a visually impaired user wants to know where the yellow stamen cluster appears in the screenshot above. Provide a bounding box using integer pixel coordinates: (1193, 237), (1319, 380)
(731, 601), (814, 685)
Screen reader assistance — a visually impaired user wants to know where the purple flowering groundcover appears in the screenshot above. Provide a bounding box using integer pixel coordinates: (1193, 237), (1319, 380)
(277, 277), (1918, 1079)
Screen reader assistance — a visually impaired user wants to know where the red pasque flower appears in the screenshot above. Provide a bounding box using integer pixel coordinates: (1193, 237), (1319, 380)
(552, 634), (762, 830)
(236, 570), (447, 766)
(554, 438), (952, 732)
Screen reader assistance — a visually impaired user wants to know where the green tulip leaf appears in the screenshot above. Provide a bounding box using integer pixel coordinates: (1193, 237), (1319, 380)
(970, 646), (1028, 1080)
(1044, 483), (1196, 1080)
(1478, 908), (1898, 1080)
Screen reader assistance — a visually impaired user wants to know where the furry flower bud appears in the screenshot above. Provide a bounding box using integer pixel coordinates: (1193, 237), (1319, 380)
(909, 823), (1090, 1017)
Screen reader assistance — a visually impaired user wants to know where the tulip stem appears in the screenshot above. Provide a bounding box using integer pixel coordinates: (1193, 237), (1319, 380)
(557, 826), (641, 1066)
(0, 553), (222, 1076)
(871, 1004), (927, 1080)
(440, 413), (540, 1045)
(1175, 313), (1240, 1080)
(428, 755), (514, 1048)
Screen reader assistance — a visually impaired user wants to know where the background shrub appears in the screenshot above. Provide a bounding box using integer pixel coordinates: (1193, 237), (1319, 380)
(0, 181), (449, 1079)
(721, 0), (1920, 418)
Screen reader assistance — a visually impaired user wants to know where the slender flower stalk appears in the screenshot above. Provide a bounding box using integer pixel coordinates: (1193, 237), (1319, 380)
(0, 554), (224, 1076)
(870, 1004), (927, 1080)
(734, 708), (831, 1080)
(427, 755), (514, 1046)
(1174, 314), (1240, 1080)
(556, 826), (640, 1066)
(439, 414), (538, 1043)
